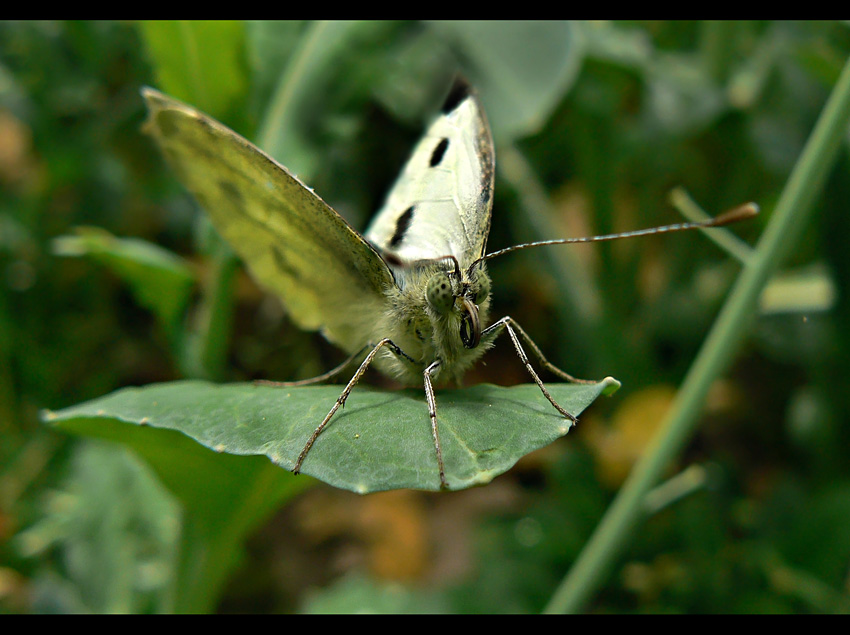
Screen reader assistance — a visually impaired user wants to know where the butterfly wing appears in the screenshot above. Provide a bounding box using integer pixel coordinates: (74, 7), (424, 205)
(365, 78), (495, 274)
(143, 88), (395, 353)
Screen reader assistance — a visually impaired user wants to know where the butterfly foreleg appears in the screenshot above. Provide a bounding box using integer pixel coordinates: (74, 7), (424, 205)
(423, 360), (448, 490)
(483, 317), (600, 385)
(481, 316), (597, 426)
(293, 338), (414, 474)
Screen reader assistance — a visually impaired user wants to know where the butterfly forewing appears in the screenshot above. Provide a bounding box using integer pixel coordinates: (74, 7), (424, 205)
(365, 79), (495, 273)
(143, 88), (395, 353)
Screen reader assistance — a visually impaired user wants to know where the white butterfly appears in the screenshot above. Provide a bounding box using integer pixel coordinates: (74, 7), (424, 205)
(143, 78), (755, 489)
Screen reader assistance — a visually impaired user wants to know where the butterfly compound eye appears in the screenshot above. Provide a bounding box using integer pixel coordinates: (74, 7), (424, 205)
(459, 297), (480, 349)
(472, 272), (490, 304)
(426, 273), (455, 315)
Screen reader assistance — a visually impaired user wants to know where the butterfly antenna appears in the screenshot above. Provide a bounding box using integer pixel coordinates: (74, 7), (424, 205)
(472, 202), (759, 270)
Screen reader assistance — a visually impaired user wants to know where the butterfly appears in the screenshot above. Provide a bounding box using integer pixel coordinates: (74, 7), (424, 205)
(143, 78), (755, 490)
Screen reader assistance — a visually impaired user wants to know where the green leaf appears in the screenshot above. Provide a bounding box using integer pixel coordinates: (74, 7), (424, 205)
(244, 20), (308, 105)
(42, 384), (313, 612)
(44, 378), (619, 494)
(429, 20), (584, 140)
(301, 573), (449, 614)
(14, 442), (180, 613)
(137, 20), (247, 119)
(52, 227), (195, 340)
(254, 20), (402, 177)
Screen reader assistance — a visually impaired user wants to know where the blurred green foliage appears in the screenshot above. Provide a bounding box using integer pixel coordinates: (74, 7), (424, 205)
(1, 20), (849, 613)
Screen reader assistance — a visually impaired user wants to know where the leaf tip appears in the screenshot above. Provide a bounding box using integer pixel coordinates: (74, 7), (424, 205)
(600, 376), (621, 396)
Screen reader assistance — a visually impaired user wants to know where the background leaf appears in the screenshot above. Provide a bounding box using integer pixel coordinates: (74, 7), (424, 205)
(138, 20), (247, 120)
(51, 227), (194, 342)
(13, 442), (180, 613)
(429, 20), (584, 140)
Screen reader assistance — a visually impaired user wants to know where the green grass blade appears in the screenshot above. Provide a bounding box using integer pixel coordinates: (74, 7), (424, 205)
(545, 54), (850, 614)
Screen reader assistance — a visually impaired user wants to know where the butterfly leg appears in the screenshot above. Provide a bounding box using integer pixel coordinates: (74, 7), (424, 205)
(255, 345), (371, 388)
(483, 316), (600, 385)
(481, 316), (598, 427)
(293, 338), (414, 475)
(423, 360), (449, 490)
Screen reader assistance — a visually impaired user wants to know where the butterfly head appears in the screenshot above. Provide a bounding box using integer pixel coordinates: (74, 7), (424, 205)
(424, 261), (490, 350)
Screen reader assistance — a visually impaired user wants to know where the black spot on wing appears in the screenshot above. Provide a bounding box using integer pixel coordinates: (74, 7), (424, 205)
(382, 251), (404, 267)
(430, 138), (449, 167)
(389, 206), (415, 248)
(441, 76), (472, 114)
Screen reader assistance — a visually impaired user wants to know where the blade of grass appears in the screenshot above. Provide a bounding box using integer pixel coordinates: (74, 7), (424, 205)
(669, 187), (755, 264)
(257, 20), (369, 172)
(545, 55), (850, 614)
(181, 235), (239, 381)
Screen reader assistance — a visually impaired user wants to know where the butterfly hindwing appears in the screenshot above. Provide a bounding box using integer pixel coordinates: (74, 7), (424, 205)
(365, 79), (495, 274)
(143, 88), (395, 353)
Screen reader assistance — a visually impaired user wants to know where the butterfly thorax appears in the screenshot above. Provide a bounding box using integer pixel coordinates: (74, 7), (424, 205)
(371, 261), (492, 386)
